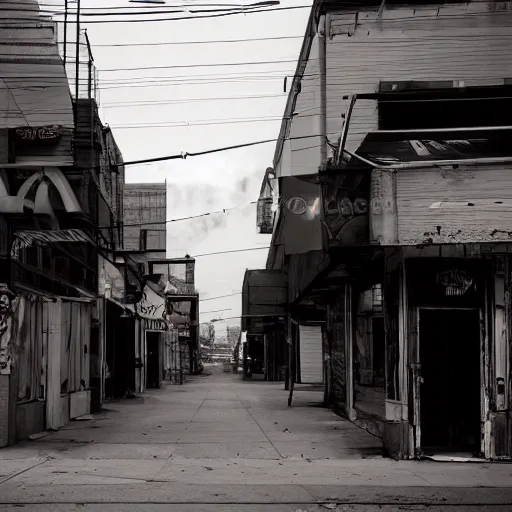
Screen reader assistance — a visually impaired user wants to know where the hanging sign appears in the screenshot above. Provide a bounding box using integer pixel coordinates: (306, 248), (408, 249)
(14, 125), (62, 142)
(436, 269), (474, 296)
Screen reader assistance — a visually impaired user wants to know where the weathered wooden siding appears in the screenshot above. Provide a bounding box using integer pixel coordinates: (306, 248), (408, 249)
(280, 35), (322, 177)
(395, 165), (512, 245)
(326, 3), (512, 152)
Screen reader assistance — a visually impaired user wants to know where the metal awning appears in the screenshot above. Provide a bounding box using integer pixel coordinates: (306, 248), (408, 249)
(11, 229), (95, 257)
(356, 129), (512, 165)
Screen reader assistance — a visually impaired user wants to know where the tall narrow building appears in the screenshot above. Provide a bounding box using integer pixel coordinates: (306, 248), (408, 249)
(123, 183), (167, 251)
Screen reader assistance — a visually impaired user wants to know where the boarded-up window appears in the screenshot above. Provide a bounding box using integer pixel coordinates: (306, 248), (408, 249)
(61, 302), (91, 394)
(17, 300), (44, 402)
(299, 325), (323, 384)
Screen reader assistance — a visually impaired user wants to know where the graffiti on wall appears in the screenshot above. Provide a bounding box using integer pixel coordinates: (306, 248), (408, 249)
(0, 284), (17, 375)
(321, 171), (371, 246)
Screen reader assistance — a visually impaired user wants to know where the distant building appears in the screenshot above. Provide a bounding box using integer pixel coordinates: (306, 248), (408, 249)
(123, 183), (166, 251)
(227, 326), (241, 347)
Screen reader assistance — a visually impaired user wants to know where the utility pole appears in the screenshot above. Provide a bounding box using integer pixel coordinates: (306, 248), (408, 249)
(75, 0), (80, 105)
(63, 0), (68, 65)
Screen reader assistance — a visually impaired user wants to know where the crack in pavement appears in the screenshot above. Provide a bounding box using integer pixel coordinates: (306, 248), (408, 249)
(0, 457), (52, 485)
(234, 390), (284, 460)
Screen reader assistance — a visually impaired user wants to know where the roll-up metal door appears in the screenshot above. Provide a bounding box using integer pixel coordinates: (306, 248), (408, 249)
(299, 325), (323, 384)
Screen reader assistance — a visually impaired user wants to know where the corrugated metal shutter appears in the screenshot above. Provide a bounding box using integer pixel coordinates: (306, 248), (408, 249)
(299, 325), (323, 384)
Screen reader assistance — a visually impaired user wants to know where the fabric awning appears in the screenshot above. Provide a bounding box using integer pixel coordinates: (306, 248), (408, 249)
(11, 229), (95, 257)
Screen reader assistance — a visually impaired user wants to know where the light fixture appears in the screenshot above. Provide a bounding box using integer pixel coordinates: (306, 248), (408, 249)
(284, 196), (308, 215)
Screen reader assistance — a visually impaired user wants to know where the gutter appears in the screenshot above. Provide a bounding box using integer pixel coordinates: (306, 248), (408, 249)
(343, 149), (512, 170)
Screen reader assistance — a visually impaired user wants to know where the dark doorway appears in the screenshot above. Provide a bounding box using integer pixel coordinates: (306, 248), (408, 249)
(419, 309), (481, 454)
(372, 317), (385, 387)
(89, 324), (101, 412)
(146, 332), (161, 389)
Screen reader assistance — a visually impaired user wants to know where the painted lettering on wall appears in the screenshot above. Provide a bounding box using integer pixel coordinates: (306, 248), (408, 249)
(0, 285), (15, 374)
(321, 171), (370, 246)
(15, 125), (62, 142)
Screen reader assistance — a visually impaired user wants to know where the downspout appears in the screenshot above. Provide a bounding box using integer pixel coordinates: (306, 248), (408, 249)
(318, 14), (327, 168)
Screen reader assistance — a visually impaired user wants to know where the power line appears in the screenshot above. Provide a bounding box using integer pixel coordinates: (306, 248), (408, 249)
(98, 58), (300, 72)
(208, 315), (242, 322)
(106, 131), (331, 168)
(0, 4), (310, 24)
(0, 94), (284, 113)
(114, 201), (257, 228)
(4, 1), (280, 16)
(192, 247), (269, 258)
(72, 2), (281, 16)
(110, 118), (284, 129)
(200, 308), (232, 314)
(100, 93), (286, 107)
(89, 34), (304, 47)
(200, 292), (241, 302)
(36, 2), (274, 9)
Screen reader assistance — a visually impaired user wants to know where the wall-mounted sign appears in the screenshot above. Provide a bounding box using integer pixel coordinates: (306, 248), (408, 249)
(138, 284), (166, 319)
(321, 170), (370, 246)
(14, 125), (62, 142)
(436, 269), (474, 296)
(281, 176), (322, 254)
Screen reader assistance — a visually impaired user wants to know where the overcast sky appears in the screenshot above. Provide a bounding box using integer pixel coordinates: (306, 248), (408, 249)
(59, 0), (311, 334)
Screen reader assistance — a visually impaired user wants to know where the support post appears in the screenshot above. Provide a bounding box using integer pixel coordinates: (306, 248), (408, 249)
(46, 301), (62, 430)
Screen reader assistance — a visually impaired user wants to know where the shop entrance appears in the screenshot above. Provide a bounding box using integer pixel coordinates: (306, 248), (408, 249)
(146, 332), (161, 389)
(419, 308), (481, 455)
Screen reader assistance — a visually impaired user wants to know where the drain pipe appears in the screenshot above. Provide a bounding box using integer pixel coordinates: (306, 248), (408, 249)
(318, 14), (327, 168)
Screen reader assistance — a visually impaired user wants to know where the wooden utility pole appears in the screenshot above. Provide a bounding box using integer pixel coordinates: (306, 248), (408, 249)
(74, 0), (80, 105)
(63, 0), (68, 65)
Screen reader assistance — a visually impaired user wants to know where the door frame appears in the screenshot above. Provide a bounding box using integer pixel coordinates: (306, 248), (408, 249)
(145, 329), (164, 389)
(414, 306), (485, 456)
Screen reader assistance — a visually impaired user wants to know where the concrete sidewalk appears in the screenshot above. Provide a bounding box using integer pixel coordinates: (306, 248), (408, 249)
(0, 365), (511, 509)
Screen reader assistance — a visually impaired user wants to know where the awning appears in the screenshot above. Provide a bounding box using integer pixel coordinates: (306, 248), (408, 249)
(281, 176), (322, 255)
(356, 129), (512, 165)
(106, 297), (132, 313)
(12, 282), (95, 303)
(11, 229), (95, 257)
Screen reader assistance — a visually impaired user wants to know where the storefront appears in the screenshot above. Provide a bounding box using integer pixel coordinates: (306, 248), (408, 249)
(378, 248), (511, 460)
(135, 283), (171, 392)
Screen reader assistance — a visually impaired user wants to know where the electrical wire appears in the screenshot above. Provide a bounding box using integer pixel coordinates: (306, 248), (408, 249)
(88, 34), (304, 47)
(110, 118), (284, 129)
(0, 4), (311, 24)
(35, 1), (279, 9)
(1, 1), (281, 16)
(97, 58), (301, 73)
(192, 247), (270, 258)
(200, 292), (241, 302)
(114, 201), (257, 228)
(200, 308), (232, 314)
(86, 131), (334, 169)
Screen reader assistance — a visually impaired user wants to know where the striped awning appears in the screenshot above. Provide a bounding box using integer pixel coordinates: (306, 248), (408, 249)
(11, 229), (94, 257)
